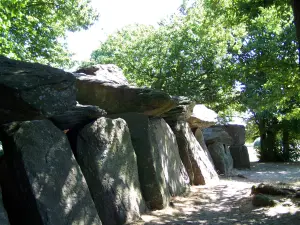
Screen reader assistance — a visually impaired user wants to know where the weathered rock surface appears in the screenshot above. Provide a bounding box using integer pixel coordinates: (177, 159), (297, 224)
(207, 142), (234, 176)
(203, 126), (233, 145)
(76, 117), (146, 225)
(217, 124), (246, 145)
(50, 104), (106, 130)
(169, 121), (219, 185)
(0, 56), (76, 124)
(75, 64), (129, 85)
(0, 120), (101, 225)
(109, 113), (171, 210)
(149, 118), (190, 196)
(0, 188), (10, 225)
(75, 68), (176, 116)
(194, 128), (209, 152)
(230, 145), (250, 169)
(188, 104), (218, 129)
(162, 96), (195, 122)
(252, 194), (277, 207)
(251, 183), (297, 196)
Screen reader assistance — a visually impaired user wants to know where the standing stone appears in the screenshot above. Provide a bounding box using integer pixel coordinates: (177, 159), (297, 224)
(0, 120), (101, 225)
(207, 142), (234, 175)
(0, 188), (10, 225)
(229, 145), (250, 169)
(0, 56), (76, 124)
(170, 121), (219, 185)
(149, 118), (190, 196)
(219, 124), (246, 145)
(76, 117), (146, 225)
(203, 126), (233, 146)
(109, 113), (171, 210)
(194, 128), (210, 152)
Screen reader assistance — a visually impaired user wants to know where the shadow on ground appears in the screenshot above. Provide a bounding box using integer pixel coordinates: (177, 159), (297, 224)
(129, 162), (300, 225)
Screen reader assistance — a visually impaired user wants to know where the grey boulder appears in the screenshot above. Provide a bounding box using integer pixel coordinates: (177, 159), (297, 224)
(75, 66), (176, 117)
(149, 118), (190, 196)
(0, 56), (76, 124)
(169, 121), (219, 185)
(219, 124), (246, 145)
(207, 142), (234, 176)
(162, 96), (195, 123)
(50, 103), (107, 130)
(109, 113), (171, 210)
(203, 126), (233, 145)
(75, 64), (130, 85)
(229, 145), (250, 169)
(76, 117), (146, 225)
(188, 104), (218, 129)
(0, 120), (101, 225)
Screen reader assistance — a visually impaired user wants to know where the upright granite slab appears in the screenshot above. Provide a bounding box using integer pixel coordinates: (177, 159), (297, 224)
(168, 121), (219, 185)
(219, 124), (246, 146)
(109, 113), (172, 210)
(0, 56), (76, 124)
(229, 145), (250, 169)
(0, 120), (101, 225)
(76, 117), (146, 225)
(207, 142), (234, 175)
(0, 188), (9, 225)
(149, 118), (190, 196)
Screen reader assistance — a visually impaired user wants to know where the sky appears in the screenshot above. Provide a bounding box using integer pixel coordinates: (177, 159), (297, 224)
(67, 0), (183, 62)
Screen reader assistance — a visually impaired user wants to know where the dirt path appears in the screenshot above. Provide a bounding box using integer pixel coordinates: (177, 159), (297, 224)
(131, 162), (300, 225)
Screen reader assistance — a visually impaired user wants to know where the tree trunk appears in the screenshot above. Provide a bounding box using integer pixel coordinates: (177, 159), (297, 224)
(282, 125), (290, 162)
(292, 0), (300, 65)
(257, 116), (278, 162)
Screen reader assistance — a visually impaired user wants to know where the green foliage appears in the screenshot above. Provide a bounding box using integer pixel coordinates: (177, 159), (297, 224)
(0, 0), (98, 67)
(245, 119), (259, 143)
(88, 0), (299, 161)
(91, 0), (247, 110)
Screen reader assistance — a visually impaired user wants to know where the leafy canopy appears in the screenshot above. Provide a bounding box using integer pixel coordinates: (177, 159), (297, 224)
(90, 0), (247, 110)
(0, 0), (98, 66)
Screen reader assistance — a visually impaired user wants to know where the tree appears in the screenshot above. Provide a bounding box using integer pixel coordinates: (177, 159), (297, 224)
(0, 0), (98, 66)
(89, 0), (300, 161)
(90, 0), (247, 109)
(234, 2), (300, 161)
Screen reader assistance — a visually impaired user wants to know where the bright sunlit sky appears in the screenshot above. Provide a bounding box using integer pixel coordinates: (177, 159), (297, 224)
(67, 0), (183, 62)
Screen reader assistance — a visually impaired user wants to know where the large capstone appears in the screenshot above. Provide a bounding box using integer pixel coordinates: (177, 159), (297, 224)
(161, 96), (195, 123)
(76, 117), (146, 225)
(169, 121), (219, 185)
(188, 104), (218, 129)
(0, 120), (101, 225)
(0, 56), (76, 124)
(50, 104), (107, 130)
(75, 67), (176, 116)
(75, 64), (130, 85)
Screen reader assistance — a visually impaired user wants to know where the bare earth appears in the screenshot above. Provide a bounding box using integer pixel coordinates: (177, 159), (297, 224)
(130, 159), (300, 225)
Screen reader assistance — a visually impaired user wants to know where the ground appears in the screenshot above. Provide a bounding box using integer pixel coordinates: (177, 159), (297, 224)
(130, 147), (300, 225)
